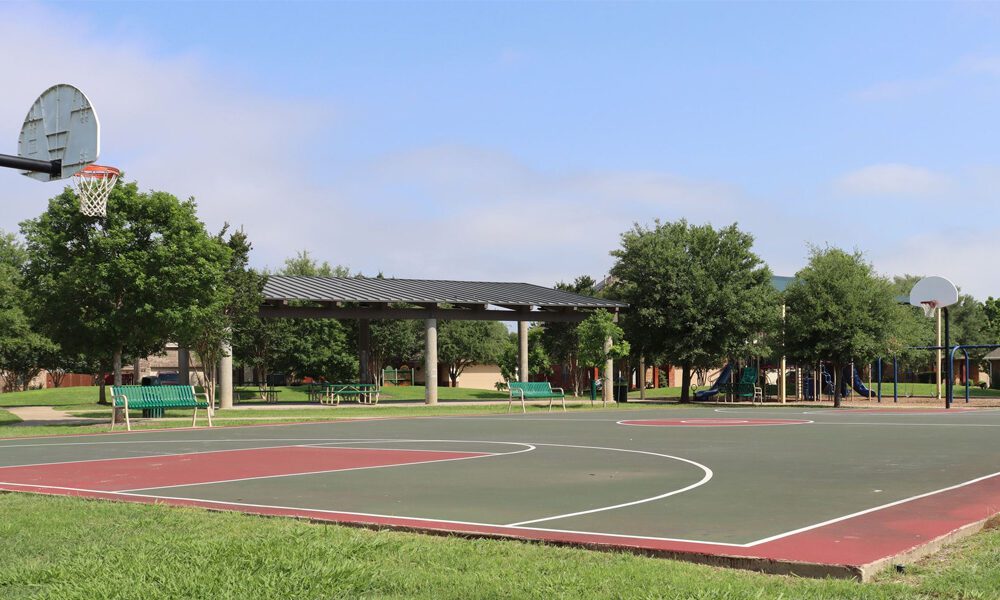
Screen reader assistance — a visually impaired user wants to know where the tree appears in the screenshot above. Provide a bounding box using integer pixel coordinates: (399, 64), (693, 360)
(610, 219), (778, 402)
(499, 326), (552, 385)
(21, 181), (228, 402)
(437, 320), (509, 387)
(576, 311), (630, 390)
(784, 247), (904, 407)
(0, 231), (59, 391)
(369, 319), (422, 385)
(234, 251), (355, 384)
(540, 276), (596, 395)
(177, 227), (263, 405)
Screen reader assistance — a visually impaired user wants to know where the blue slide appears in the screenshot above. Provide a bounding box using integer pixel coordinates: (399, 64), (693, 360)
(694, 363), (734, 399)
(850, 366), (873, 396)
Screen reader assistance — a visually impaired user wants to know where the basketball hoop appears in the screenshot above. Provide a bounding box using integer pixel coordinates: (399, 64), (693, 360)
(71, 164), (119, 217)
(919, 300), (938, 319)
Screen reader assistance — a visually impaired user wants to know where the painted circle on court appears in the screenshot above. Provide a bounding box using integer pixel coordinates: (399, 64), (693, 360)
(618, 418), (812, 427)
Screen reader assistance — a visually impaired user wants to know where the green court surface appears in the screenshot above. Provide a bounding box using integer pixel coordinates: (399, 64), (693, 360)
(1, 405), (999, 580)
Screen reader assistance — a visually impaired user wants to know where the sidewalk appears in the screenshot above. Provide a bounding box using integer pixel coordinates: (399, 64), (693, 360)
(6, 406), (106, 426)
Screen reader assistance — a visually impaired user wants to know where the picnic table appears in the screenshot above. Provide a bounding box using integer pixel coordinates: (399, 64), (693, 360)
(320, 383), (380, 406)
(235, 385), (282, 403)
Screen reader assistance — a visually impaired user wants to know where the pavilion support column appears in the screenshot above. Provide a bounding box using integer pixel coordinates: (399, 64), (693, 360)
(518, 320), (529, 382)
(133, 357), (142, 385)
(178, 347), (190, 385)
(425, 318), (438, 405)
(219, 338), (233, 410)
(779, 304), (787, 404)
(359, 319), (371, 384)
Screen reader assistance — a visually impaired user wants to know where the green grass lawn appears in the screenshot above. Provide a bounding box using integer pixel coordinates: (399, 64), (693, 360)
(0, 386), (104, 408)
(0, 493), (997, 599)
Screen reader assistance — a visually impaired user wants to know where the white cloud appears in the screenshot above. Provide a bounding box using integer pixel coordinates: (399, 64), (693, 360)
(835, 164), (951, 198)
(322, 144), (741, 284)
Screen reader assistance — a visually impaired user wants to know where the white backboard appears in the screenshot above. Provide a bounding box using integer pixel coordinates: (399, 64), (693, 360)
(909, 276), (959, 310)
(18, 84), (100, 181)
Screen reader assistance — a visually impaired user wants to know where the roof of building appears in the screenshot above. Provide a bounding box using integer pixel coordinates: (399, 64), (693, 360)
(263, 276), (627, 309)
(983, 348), (1000, 361)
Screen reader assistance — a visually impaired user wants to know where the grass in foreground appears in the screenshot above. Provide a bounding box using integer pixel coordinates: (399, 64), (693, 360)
(0, 493), (998, 599)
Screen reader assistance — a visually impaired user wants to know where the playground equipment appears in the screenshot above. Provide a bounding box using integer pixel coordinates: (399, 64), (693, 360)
(693, 363), (734, 400)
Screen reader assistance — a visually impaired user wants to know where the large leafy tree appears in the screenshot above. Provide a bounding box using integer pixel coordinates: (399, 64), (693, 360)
(499, 325), (551, 384)
(0, 231), (58, 391)
(369, 318), (422, 384)
(21, 181), (227, 401)
(177, 227), (263, 404)
(784, 247), (905, 407)
(610, 219), (778, 402)
(540, 276), (596, 395)
(437, 320), (509, 387)
(576, 310), (630, 390)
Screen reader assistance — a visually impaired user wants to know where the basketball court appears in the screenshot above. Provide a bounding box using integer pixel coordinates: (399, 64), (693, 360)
(2, 406), (999, 580)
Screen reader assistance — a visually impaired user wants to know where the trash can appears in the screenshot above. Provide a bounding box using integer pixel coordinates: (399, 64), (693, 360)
(590, 379), (598, 402)
(614, 379), (628, 403)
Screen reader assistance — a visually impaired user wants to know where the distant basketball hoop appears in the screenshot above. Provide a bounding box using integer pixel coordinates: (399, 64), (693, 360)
(919, 300), (938, 319)
(71, 164), (119, 217)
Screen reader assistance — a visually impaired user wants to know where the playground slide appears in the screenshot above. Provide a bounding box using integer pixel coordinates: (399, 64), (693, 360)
(850, 366), (873, 397)
(694, 363), (734, 399)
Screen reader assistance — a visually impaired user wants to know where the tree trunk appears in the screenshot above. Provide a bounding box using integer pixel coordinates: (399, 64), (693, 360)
(639, 356), (647, 401)
(113, 348), (123, 386)
(680, 363), (692, 403)
(833, 361), (842, 408)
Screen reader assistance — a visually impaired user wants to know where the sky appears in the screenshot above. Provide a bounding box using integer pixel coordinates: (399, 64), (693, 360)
(2, 1), (1000, 298)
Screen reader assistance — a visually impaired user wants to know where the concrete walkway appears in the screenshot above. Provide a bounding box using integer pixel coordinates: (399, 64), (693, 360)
(6, 406), (106, 426)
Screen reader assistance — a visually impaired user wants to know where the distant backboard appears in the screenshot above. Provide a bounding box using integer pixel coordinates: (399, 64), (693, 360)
(18, 84), (100, 181)
(909, 276), (959, 316)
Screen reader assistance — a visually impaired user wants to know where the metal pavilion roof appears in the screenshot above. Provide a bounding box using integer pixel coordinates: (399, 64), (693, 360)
(263, 276), (627, 310)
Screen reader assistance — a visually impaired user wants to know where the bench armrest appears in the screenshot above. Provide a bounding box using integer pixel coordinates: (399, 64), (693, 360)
(550, 387), (565, 395)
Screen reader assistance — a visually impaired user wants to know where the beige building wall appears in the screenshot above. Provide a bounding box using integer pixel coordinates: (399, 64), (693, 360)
(413, 363), (505, 390)
(454, 364), (505, 390)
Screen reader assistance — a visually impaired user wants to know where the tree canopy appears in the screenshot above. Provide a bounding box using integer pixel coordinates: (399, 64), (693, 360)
(20, 182), (227, 395)
(437, 320), (509, 386)
(784, 247), (904, 406)
(609, 219), (777, 401)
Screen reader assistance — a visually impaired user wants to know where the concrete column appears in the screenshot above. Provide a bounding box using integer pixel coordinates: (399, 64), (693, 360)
(219, 340), (233, 409)
(178, 347), (190, 385)
(359, 319), (371, 383)
(518, 321), (529, 382)
(134, 358), (142, 384)
(425, 319), (438, 405)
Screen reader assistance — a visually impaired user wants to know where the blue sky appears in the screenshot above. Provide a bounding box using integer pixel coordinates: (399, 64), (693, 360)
(3, 1), (1000, 297)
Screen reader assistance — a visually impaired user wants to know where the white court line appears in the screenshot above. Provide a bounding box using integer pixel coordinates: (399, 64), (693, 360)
(0, 437), (402, 450)
(506, 445), (712, 527)
(121, 443), (536, 492)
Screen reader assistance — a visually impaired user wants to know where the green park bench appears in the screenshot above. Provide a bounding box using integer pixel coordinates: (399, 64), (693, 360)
(508, 381), (566, 414)
(322, 383), (380, 406)
(111, 385), (212, 432)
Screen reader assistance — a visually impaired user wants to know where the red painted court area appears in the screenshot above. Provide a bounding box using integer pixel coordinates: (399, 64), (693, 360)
(0, 447), (487, 491)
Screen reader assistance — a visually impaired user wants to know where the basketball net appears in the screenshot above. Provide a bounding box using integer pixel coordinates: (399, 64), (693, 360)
(919, 300), (938, 319)
(71, 165), (120, 217)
